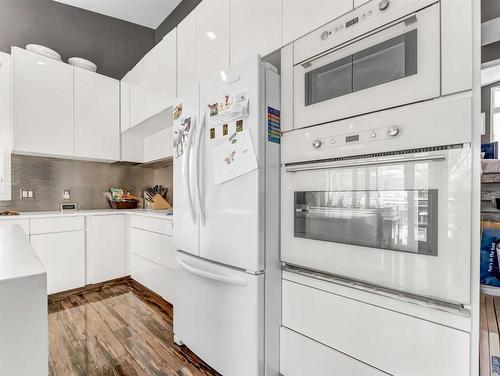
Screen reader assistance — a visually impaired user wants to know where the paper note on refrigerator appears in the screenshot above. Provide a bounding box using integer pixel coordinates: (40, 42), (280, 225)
(212, 128), (257, 184)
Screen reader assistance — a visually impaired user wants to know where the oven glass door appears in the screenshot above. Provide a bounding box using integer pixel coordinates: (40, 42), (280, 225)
(305, 30), (417, 106)
(294, 4), (440, 128)
(281, 147), (471, 304)
(294, 188), (438, 256)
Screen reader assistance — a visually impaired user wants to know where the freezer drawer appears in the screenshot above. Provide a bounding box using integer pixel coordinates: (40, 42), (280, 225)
(282, 279), (470, 375)
(280, 327), (387, 376)
(174, 252), (264, 376)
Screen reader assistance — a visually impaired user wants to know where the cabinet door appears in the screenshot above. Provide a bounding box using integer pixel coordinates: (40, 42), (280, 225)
(90, 215), (126, 284)
(129, 29), (177, 127)
(0, 52), (11, 200)
(120, 72), (131, 133)
(12, 47), (74, 157)
(143, 128), (173, 162)
(177, 8), (198, 97)
(196, 0), (230, 81)
(74, 67), (120, 161)
(230, 0), (282, 65)
(30, 231), (85, 294)
(282, 0), (353, 45)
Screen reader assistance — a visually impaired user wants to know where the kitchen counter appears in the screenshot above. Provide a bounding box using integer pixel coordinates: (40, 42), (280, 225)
(0, 208), (173, 220)
(0, 224), (48, 375)
(0, 224), (45, 282)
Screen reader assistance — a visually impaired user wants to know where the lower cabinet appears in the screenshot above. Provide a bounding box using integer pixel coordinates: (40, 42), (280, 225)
(88, 215), (126, 284)
(30, 231), (85, 294)
(129, 217), (175, 304)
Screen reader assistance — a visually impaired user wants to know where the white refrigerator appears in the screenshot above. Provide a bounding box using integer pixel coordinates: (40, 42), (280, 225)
(172, 55), (281, 376)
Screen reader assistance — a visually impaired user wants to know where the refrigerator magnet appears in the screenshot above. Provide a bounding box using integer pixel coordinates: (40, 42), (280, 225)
(236, 119), (244, 132)
(222, 124), (228, 136)
(210, 128), (216, 139)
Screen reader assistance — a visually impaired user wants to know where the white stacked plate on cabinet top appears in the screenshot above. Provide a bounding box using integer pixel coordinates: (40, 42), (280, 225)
(68, 57), (97, 72)
(25, 44), (61, 61)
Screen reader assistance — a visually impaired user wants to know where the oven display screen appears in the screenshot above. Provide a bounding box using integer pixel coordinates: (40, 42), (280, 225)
(346, 17), (359, 28)
(346, 134), (359, 143)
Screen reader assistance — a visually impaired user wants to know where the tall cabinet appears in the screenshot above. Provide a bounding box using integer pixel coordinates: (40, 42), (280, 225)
(0, 52), (11, 201)
(195, 0), (230, 81)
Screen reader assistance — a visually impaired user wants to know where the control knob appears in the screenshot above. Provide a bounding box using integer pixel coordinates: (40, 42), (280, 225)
(379, 0), (390, 11)
(312, 139), (322, 149)
(387, 126), (400, 137)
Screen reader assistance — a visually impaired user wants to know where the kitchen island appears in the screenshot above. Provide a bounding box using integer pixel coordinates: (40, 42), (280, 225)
(0, 224), (47, 376)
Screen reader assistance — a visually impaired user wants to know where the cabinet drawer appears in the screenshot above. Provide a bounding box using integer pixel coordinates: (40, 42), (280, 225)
(30, 231), (85, 294)
(280, 327), (386, 376)
(130, 254), (174, 304)
(0, 219), (29, 235)
(129, 215), (172, 236)
(129, 228), (174, 266)
(282, 279), (470, 375)
(30, 216), (84, 235)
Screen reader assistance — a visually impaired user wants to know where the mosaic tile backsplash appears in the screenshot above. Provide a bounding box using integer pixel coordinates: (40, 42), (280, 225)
(0, 155), (172, 212)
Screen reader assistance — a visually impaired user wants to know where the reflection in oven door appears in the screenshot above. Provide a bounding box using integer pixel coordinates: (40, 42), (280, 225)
(294, 190), (438, 256)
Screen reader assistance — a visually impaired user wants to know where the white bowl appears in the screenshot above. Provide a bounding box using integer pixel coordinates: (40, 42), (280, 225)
(68, 57), (97, 72)
(26, 44), (61, 61)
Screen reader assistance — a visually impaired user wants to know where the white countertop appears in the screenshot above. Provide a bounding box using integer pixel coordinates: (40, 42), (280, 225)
(0, 224), (45, 282)
(0, 208), (173, 220)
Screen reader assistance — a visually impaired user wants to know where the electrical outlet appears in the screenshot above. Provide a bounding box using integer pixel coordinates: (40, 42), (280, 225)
(62, 189), (71, 200)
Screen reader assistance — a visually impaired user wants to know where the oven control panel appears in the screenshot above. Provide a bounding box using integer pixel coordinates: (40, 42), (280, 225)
(293, 0), (436, 64)
(311, 126), (401, 150)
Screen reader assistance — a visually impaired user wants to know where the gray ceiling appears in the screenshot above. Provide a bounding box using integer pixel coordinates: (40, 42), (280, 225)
(482, 0), (500, 23)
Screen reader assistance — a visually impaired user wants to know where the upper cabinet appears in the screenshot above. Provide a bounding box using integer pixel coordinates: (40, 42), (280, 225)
(128, 28), (177, 129)
(282, 0), (353, 45)
(12, 47), (121, 162)
(196, 0), (230, 81)
(120, 72), (131, 133)
(230, 0), (282, 65)
(0, 52), (11, 201)
(74, 68), (120, 161)
(12, 47), (74, 158)
(177, 8), (198, 97)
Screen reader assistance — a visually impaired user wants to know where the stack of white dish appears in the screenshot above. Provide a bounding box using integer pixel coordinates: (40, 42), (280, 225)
(26, 44), (61, 61)
(68, 57), (97, 72)
(25, 44), (98, 72)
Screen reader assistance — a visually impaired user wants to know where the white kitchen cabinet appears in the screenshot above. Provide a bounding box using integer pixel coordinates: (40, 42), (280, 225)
(0, 218), (29, 235)
(143, 128), (173, 162)
(30, 231), (85, 294)
(230, 0), (282, 65)
(196, 0), (230, 81)
(129, 29), (177, 128)
(11, 47), (74, 158)
(177, 8), (198, 97)
(282, 0), (353, 45)
(88, 215), (126, 284)
(74, 68), (120, 161)
(0, 52), (11, 201)
(129, 216), (175, 303)
(120, 72), (131, 132)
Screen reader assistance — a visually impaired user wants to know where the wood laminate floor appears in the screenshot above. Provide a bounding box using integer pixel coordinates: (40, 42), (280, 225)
(481, 294), (500, 376)
(48, 280), (219, 376)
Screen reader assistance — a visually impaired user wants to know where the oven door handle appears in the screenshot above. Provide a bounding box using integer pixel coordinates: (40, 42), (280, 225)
(284, 154), (446, 173)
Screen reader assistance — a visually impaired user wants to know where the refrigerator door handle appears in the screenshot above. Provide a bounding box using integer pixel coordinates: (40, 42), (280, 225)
(183, 116), (197, 225)
(194, 113), (206, 225)
(177, 256), (248, 286)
